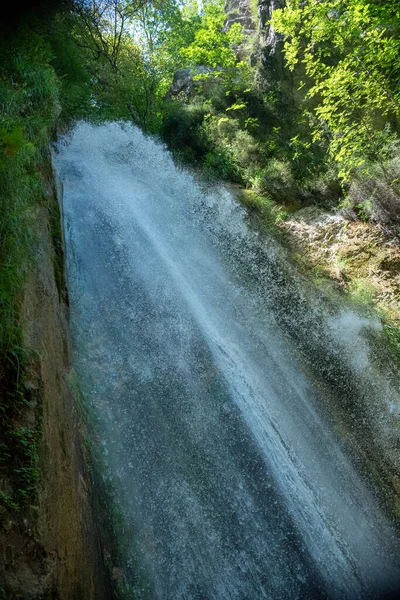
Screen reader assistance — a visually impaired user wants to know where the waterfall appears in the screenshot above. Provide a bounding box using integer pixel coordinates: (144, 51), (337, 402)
(53, 122), (400, 599)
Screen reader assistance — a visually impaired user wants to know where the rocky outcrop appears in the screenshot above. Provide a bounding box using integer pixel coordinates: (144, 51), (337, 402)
(281, 205), (400, 322)
(258, 0), (284, 53)
(253, 0), (287, 93)
(224, 0), (284, 51)
(225, 0), (256, 34)
(167, 67), (218, 98)
(224, 0), (287, 89)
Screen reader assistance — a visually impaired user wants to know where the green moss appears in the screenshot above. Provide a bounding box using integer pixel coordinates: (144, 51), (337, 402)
(347, 278), (376, 310)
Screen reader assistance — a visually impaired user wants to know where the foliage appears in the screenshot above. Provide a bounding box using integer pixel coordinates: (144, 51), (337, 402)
(72, 0), (145, 74)
(158, 0), (341, 204)
(56, 0), (205, 129)
(382, 323), (400, 365)
(0, 29), (59, 360)
(60, 0), (250, 131)
(49, 18), (94, 121)
(2, 425), (42, 509)
(273, 0), (400, 182)
(180, 0), (243, 70)
(204, 146), (239, 180)
(249, 159), (299, 205)
(161, 99), (210, 163)
(134, 0), (201, 89)
(344, 146), (400, 225)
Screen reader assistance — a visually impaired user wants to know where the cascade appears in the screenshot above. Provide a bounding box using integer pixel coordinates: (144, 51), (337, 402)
(54, 122), (400, 599)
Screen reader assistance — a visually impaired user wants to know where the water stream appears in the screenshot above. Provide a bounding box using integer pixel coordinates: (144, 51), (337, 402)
(54, 122), (400, 599)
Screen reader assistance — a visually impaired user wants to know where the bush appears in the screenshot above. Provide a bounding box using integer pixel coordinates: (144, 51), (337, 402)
(250, 159), (299, 205)
(230, 129), (260, 170)
(204, 115), (239, 145)
(49, 22), (93, 122)
(161, 99), (209, 163)
(346, 154), (400, 226)
(203, 147), (239, 180)
(301, 164), (343, 208)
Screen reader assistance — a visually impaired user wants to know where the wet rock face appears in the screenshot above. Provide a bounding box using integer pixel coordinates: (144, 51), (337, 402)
(225, 0), (256, 34)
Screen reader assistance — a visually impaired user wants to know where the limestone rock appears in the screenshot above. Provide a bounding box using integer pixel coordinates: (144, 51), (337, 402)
(166, 67), (216, 99)
(225, 0), (256, 34)
(258, 0), (284, 53)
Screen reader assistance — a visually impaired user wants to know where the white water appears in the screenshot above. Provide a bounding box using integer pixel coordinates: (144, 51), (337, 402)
(54, 122), (400, 599)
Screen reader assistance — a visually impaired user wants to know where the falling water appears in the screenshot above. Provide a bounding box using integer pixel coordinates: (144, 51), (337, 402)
(53, 122), (400, 599)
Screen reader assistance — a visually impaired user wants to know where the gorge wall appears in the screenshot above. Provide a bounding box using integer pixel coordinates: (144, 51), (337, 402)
(0, 156), (111, 599)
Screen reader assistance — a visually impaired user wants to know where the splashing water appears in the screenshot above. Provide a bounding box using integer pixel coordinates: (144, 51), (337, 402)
(53, 122), (400, 599)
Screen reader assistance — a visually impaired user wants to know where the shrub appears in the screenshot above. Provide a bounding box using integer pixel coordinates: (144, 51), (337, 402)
(161, 99), (209, 163)
(206, 115), (239, 143)
(250, 159), (299, 205)
(203, 147), (239, 180)
(230, 129), (260, 170)
(346, 154), (400, 226)
(302, 164), (343, 208)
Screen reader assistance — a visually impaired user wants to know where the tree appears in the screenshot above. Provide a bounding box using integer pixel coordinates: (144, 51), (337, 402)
(180, 0), (243, 71)
(273, 0), (400, 180)
(72, 0), (144, 75)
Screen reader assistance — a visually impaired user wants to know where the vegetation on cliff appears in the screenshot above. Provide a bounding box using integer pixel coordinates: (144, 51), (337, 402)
(0, 6), (113, 596)
(4, 0), (396, 233)
(59, 0), (397, 232)
(0, 24), (60, 515)
(273, 0), (400, 222)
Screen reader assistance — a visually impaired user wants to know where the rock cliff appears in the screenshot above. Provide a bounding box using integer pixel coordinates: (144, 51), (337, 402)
(224, 0), (256, 34)
(0, 155), (111, 599)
